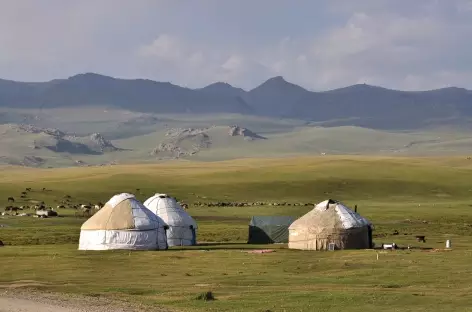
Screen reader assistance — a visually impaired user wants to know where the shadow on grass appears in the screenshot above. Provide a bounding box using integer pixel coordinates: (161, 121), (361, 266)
(169, 242), (287, 251)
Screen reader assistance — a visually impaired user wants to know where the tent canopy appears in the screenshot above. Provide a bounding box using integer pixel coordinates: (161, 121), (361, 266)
(248, 216), (295, 244)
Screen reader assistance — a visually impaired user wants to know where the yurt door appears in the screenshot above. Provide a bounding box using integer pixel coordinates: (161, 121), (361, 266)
(367, 225), (373, 248)
(190, 226), (196, 245)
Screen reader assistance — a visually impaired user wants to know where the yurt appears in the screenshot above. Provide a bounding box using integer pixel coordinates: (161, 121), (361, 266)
(144, 194), (197, 247)
(78, 193), (168, 250)
(288, 199), (373, 251)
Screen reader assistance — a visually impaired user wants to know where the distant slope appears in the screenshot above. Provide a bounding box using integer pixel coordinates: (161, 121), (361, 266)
(2, 73), (472, 130)
(286, 84), (472, 129)
(0, 73), (253, 115)
(3, 108), (472, 168)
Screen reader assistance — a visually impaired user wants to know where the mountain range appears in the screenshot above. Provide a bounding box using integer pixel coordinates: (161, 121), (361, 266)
(1, 73), (472, 130)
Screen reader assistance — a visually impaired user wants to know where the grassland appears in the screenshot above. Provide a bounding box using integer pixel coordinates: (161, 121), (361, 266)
(1, 156), (472, 311)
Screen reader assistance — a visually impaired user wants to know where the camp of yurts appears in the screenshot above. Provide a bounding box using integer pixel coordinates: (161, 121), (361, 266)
(144, 193), (198, 247)
(78, 193), (168, 251)
(288, 199), (373, 251)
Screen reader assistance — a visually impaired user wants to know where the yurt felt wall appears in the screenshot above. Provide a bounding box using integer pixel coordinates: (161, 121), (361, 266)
(79, 193), (168, 251)
(144, 194), (197, 247)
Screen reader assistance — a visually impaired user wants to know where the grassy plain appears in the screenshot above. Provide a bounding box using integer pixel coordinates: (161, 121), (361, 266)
(1, 156), (472, 311)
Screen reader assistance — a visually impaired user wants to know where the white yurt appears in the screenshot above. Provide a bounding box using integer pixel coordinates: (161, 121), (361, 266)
(289, 199), (373, 251)
(78, 193), (168, 250)
(144, 193), (197, 247)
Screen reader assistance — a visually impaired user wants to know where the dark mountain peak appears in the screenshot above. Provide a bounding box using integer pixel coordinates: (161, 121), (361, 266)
(252, 76), (307, 93)
(209, 82), (231, 87)
(203, 82), (237, 90)
(266, 76), (286, 83)
(328, 83), (386, 92)
(199, 82), (245, 97)
(429, 86), (470, 93)
(244, 76), (309, 116)
(67, 72), (115, 82)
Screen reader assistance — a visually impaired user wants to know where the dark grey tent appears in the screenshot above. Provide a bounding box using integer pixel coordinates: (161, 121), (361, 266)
(248, 216), (295, 244)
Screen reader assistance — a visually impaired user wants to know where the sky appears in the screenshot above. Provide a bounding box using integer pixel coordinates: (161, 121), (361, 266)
(1, 0), (472, 91)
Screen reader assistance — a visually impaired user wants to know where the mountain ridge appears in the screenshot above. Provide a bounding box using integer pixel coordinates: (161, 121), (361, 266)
(2, 72), (469, 93)
(1, 73), (472, 130)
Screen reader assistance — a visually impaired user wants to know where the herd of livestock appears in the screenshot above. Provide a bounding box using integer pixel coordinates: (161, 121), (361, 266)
(3, 186), (318, 216)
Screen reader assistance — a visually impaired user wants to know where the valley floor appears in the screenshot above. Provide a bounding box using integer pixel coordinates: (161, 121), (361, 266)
(1, 156), (472, 311)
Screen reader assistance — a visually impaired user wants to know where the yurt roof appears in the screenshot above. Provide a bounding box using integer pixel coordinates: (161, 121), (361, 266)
(144, 193), (197, 228)
(81, 193), (166, 231)
(289, 199), (371, 230)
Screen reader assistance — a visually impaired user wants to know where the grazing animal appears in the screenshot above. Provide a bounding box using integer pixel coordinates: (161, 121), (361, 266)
(57, 205), (66, 209)
(94, 204), (102, 210)
(5, 206), (20, 212)
(21, 192), (27, 195)
(25, 188), (31, 192)
(7, 197), (14, 203)
(181, 203), (189, 210)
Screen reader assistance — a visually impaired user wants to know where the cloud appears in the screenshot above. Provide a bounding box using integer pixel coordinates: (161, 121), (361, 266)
(257, 2), (472, 90)
(136, 34), (273, 88)
(0, 1), (472, 90)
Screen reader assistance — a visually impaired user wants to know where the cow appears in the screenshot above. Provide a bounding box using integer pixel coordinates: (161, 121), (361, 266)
(7, 197), (14, 203)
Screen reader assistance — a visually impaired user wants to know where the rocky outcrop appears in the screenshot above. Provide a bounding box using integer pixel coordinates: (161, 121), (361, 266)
(89, 133), (119, 152)
(15, 124), (66, 137)
(12, 124), (120, 155)
(22, 156), (45, 167)
(152, 127), (212, 158)
(228, 125), (266, 140)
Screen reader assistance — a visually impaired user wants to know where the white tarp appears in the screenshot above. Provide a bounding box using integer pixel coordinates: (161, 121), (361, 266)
(314, 199), (371, 229)
(78, 193), (168, 251)
(144, 193), (197, 247)
(334, 203), (371, 229)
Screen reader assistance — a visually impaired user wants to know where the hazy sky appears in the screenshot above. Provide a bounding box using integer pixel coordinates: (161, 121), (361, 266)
(1, 0), (472, 91)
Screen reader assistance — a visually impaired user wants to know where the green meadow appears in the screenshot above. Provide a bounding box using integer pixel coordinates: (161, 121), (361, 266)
(1, 156), (472, 311)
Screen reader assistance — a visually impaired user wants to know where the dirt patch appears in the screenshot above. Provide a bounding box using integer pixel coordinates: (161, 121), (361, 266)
(0, 280), (49, 289)
(0, 290), (171, 312)
(243, 249), (276, 254)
